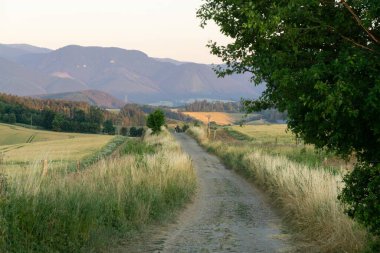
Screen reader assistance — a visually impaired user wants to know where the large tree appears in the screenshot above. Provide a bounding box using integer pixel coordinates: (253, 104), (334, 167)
(198, 0), (380, 234)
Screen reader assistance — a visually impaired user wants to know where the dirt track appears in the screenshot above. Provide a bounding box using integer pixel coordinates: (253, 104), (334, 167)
(115, 133), (293, 252)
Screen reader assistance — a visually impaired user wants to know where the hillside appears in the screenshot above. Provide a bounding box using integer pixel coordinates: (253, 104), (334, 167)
(0, 44), (264, 104)
(35, 90), (125, 109)
(0, 44), (51, 61)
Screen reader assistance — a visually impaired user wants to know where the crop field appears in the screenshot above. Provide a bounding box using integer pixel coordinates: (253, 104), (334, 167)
(182, 112), (240, 125)
(0, 123), (113, 175)
(0, 123), (104, 145)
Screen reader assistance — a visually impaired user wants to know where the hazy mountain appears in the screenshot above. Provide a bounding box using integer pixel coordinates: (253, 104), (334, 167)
(0, 44), (263, 104)
(0, 44), (51, 61)
(0, 55), (87, 95)
(35, 90), (125, 108)
(154, 57), (187, 65)
(0, 57), (48, 95)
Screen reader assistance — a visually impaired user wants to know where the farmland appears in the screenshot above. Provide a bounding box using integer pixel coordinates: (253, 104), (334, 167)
(181, 112), (238, 125)
(0, 123), (114, 175)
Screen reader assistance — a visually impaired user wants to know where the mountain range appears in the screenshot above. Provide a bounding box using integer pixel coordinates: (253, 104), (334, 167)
(0, 44), (265, 106)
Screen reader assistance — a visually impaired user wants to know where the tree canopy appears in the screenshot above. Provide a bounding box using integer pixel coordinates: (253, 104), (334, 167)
(198, 0), (380, 235)
(146, 109), (165, 134)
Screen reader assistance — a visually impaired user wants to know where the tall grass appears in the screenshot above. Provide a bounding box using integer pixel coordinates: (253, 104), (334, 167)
(188, 126), (368, 253)
(0, 130), (196, 252)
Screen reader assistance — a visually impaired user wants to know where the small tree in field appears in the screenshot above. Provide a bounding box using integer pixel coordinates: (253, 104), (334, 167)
(146, 109), (165, 134)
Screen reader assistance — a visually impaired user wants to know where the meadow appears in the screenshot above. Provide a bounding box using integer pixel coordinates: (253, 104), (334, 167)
(0, 129), (196, 252)
(188, 125), (369, 253)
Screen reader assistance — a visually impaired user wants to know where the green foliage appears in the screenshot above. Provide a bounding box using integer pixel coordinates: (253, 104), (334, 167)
(102, 119), (115, 135)
(146, 109), (165, 134)
(129, 127), (144, 137)
(120, 139), (156, 156)
(339, 163), (380, 235)
(0, 93), (112, 134)
(198, 0), (380, 234)
(72, 136), (127, 172)
(52, 113), (65, 131)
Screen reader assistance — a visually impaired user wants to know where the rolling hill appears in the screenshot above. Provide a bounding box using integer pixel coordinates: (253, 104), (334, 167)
(35, 90), (125, 108)
(0, 44), (265, 104)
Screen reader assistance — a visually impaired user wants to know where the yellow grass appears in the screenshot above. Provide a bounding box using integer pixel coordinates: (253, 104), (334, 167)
(1, 136), (112, 162)
(182, 112), (235, 125)
(231, 124), (295, 144)
(0, 124), (113, 175)
(188, 126), (368, 252)
(0, 123), (102, 145)
(2, 129), (196, 251)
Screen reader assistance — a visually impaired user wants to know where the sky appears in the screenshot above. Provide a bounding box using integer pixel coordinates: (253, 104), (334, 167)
(0, 0), (231, 64)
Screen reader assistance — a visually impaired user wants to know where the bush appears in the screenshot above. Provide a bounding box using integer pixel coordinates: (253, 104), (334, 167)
(129, 127), (144, 137)
(339, 162), (380, 236)
(146, 110), (165, 134)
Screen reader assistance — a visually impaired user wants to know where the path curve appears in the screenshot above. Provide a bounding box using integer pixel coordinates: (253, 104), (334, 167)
(115, 133), (293, 253)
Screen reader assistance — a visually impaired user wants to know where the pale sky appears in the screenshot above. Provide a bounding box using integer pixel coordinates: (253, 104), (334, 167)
(0, 0), (230, 63)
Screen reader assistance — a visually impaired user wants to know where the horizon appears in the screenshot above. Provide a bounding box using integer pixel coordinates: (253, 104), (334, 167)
(0, 0), (231, 64)
(0, 43), (213, 65)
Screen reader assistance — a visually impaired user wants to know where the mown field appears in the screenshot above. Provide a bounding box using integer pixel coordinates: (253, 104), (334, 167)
(0, 123), (114, 175)
(181, 112), (238, 125)
(188, 125), (370, 253)
(0, 128), (196, 252)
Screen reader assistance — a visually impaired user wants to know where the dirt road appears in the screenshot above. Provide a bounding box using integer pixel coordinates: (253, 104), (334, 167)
(116, 133), (292, 252)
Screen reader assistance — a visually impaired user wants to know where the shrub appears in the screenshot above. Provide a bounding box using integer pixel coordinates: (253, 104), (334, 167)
(339, 163), (380, 236)
(146, 110), (165, 134)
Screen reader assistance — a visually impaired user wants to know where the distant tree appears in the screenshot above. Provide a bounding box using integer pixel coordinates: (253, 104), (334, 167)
(42, 110), (56, 130)
(120, 127), (128, 136)
(103, 120), (115, 135)
(129, 127), (138, 137)
(129, 127), (144, 137)
(146, 110), (165, 134)
(8, 113), (16, 124)
(52, 113), (65, 131)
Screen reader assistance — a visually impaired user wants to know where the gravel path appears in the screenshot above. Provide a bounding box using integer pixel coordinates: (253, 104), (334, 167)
(114, 133), (293, 253)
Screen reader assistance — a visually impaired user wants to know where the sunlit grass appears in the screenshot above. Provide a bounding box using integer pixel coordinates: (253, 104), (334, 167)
(188, 126), (368, 253)
(0, 130), (196, 252)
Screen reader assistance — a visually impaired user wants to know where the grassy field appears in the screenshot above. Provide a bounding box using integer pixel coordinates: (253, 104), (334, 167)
(231, 124), (294, 144)
(0, 130), (196, 252)
(0, 123), (114, 175)
(188, 125), (369, 253)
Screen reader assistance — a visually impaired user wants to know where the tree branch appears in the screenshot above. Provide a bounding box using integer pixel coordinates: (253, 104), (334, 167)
(340, 0), (379, 44)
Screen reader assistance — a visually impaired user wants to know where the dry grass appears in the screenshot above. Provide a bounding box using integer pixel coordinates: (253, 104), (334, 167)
(182, 112), (235, 125)
(188, 126), (368, 252)
(1, 129), (196, 252)
(231, 124), (295, 144)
